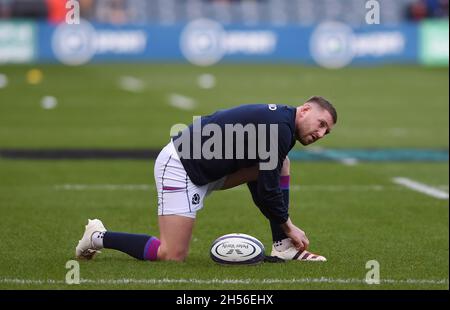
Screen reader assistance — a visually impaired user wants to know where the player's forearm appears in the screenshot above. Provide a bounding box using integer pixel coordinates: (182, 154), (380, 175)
(280, 218), (294, 234)
(259, 205), (289, 224)
(254, 184), (289, 224)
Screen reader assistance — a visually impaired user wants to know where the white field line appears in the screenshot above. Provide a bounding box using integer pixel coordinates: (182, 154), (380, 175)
(339, 158), (359, 166)
(306, 148), (359, 166)
(168, 93), (197, 110)
(54, 184), (152, 191)
(53, 184), (387, 192)
(1, 277), (448, 286)
(392, 177), (449, 200)
(54, 184), (449, 193)
(118, 76), (145, 92)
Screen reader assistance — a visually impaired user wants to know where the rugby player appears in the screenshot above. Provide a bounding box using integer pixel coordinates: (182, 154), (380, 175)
(76, 96), (337, 262)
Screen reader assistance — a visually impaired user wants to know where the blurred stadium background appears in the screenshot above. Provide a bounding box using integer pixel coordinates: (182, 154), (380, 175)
(0, 0), (448, 290)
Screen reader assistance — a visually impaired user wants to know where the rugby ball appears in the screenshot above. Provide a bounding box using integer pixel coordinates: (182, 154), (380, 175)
(210, 233), (265, 265)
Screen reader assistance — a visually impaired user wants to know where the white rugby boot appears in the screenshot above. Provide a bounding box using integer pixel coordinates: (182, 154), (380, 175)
(75, 219), (107, 260)
(271, 238), (327, 262)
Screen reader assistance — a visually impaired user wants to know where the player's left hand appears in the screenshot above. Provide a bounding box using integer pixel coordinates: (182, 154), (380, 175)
(281, 218), (309, 251)
(291, 226), (309, 251)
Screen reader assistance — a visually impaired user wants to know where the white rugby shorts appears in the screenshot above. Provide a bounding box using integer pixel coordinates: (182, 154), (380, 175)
(154, 140), (226, 218)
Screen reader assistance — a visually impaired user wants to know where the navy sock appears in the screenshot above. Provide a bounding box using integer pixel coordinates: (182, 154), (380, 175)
(271, 176), (290, 242)
(103, 232), (160, 261)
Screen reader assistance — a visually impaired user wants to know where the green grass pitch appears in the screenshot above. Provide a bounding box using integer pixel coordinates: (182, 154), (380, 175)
(0, 64), (448, 289)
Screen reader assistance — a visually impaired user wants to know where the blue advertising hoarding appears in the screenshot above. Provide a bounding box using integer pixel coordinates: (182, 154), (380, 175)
(0, 19), (432, 67)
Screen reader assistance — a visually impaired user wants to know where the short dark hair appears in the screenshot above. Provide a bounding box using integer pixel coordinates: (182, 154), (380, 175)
(305, 96), (337, 124)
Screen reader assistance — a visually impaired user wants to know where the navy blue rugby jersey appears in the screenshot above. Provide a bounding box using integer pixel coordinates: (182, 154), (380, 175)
(172, 104), (297, 223)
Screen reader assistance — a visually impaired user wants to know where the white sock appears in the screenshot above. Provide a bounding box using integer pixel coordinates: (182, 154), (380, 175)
(273, 238), (292, 252)
(91, 231), (105, 249)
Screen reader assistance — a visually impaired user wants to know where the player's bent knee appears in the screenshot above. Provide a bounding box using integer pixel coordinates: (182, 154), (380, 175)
(169, 253), (188, 262)
(157, 246), (188, 262)
(163, 251), (188, 262)
(281, 156), (290, 176)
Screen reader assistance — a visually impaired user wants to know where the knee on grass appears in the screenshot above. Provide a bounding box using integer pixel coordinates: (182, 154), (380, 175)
(158, 247), (188, 262)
